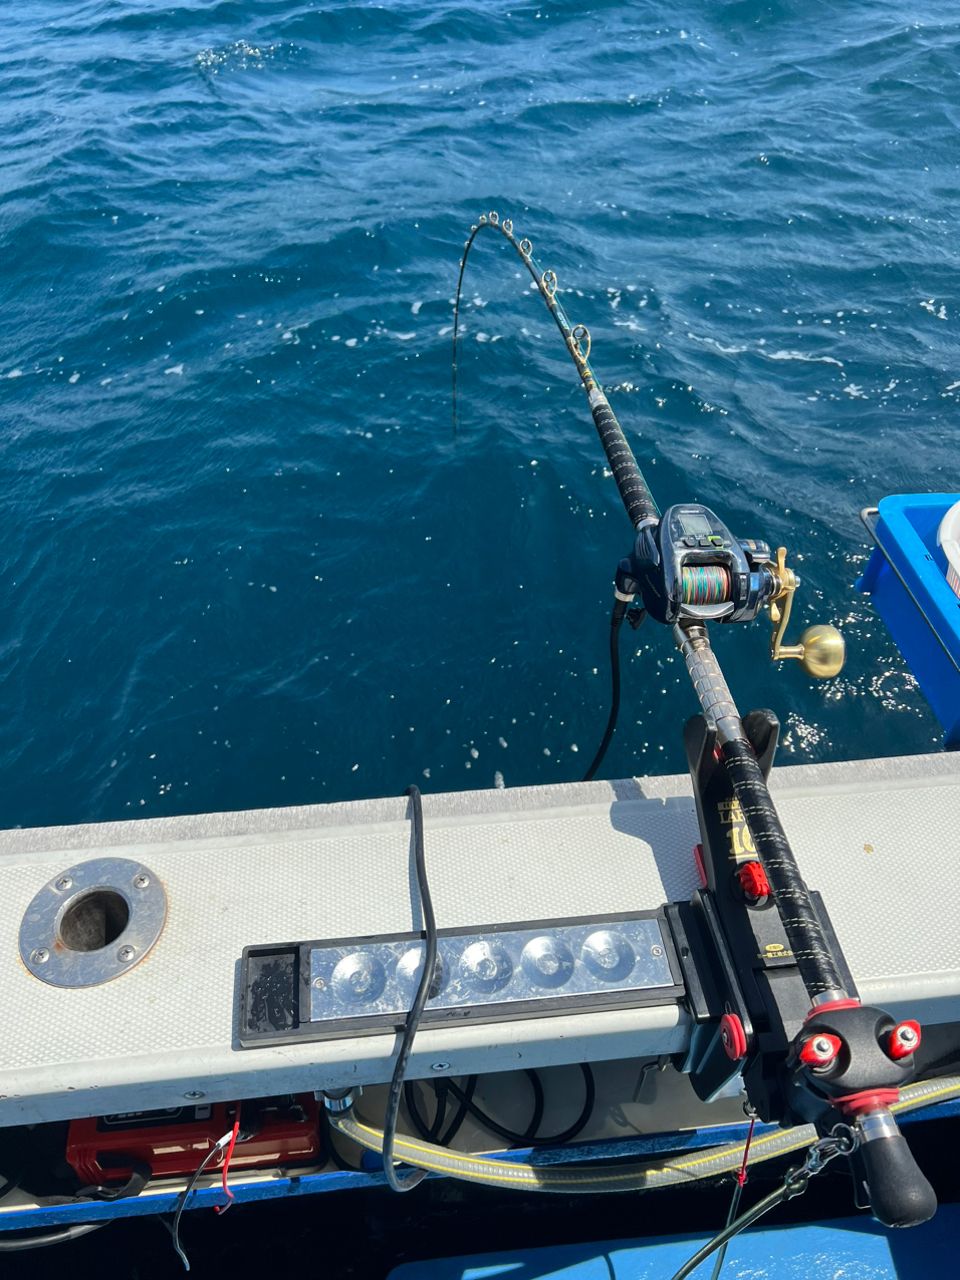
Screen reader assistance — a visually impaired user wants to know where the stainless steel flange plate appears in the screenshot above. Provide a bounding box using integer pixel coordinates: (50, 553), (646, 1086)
(19, 857), (167, 988)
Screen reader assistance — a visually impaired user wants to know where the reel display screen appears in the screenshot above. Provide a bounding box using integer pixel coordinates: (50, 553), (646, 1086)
(678, 510), (714, 537)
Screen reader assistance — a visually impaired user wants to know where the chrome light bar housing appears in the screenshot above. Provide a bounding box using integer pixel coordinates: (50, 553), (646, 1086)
(238, 911), (683, 1048)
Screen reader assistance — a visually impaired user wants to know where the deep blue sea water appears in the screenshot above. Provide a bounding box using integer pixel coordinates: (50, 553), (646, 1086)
(1, 1), (957, 829)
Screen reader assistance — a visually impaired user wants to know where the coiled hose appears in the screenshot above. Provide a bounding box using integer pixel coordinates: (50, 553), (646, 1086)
(330, 1074), (960, 1193)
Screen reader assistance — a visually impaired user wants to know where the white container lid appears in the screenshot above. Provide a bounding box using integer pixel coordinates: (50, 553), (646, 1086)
(937, 499), (960, 597)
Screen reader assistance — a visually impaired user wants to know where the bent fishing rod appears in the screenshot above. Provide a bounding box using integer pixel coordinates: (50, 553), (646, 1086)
(452, 213), (937, 1230)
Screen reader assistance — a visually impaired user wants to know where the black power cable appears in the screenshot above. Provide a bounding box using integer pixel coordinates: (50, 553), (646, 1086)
(0, 1222), (108, 1251)
(443, 1071), (545, 1147)
(582, 599), (627, 782)
(583, 598), (644, 783)
(381, 784), (438, 1193)
(169, 1140), (226, 1272)
(405, 1065), (595, 1150)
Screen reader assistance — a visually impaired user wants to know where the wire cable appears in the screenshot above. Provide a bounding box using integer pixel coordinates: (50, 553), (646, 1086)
(441, 1071), (544, 1147)
(583, 600), (627, 781)
(381, 784), (438, 1193)
(534, 1064), (595, 1146)
(0, 1222), (108, 1251)
(667, 1181), (793, 1280)
(213, 1104), (242, 1215)
(170, 1129), (233, 1272)
(404, 1067), (594, 1150)
(405, 1080), (452, 1144)
(437, 1075), (476, 1147)
(709, 1107), (757, 1280)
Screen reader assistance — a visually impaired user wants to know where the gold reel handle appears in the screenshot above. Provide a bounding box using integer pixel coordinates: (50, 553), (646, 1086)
(769, 547), (845, 678)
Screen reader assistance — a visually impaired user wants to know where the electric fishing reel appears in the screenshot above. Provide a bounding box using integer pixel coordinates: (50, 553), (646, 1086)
(621, 503), (845, 678)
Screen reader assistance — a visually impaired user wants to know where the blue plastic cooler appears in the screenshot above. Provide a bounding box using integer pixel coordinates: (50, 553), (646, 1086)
(858, 494), (960, 747)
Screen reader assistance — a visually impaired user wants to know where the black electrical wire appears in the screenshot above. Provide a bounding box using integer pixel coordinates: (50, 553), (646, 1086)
(667, 1182), (792, 1280)
(0, 1221), (108, 1251)
(438, 1075), (477, 1146)
(404, 1080), (449, 1144)
(170, 1142), (225, 1272)
(441, 1071), (544, 1147)
(533, 1064), (595, 1146)
(421, 1064), (594, 1149)
(582, 600), (627, 782)
(381, 783), (438, 1193)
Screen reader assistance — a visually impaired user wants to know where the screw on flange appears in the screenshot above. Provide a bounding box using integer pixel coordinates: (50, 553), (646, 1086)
(117, 945), (136, 963)
(133, 873), (150, 889)
(430, 1062), (451, 1072)
(650, 945), (663, 957)
(55, 876), (72, 891)
(183, 1090), (205, 1100)
(312, 976), (326, 990)
(31, 948), (50, 965)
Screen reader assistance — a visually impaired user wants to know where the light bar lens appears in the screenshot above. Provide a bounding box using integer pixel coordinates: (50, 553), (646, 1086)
(308, 917), (674, 1026)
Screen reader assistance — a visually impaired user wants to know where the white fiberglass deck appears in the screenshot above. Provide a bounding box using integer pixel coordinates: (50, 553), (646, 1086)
(1, 752), (958, 1126)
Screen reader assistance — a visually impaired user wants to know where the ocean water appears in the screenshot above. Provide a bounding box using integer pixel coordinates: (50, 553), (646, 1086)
(1, 1), (957, 830)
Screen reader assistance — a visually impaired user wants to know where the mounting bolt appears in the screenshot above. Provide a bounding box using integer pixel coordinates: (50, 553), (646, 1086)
(888, 1020), (921, 1060)
(55, 876), (72, 892)
(31, 948), (49, 965)
(650, 945), (663, 957)
(312, 976), (326, 990)
(430, 1062), (451, 1072)
(183, 1090), (205, 1100)
(133, 873), (150, 889)
(798, 1032), (842, 1067)
(117, 945), (136, 963)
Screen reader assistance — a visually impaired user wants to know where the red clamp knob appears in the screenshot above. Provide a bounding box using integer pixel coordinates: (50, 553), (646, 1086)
(720, 1013), (748, 1061)
(738, 861), (770, 899)
(799, 1033), (842, 1067)
(888, 1020), (921, 1060)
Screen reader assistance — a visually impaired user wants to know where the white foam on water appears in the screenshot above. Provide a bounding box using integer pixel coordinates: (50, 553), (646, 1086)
(765, 349), (844, 368)
(411, 300), (423, 315)
(165, 364), (184, 376)
(920, 298), (948, 319)
(344, 338), (358, 348)
(686, 332), (748, 356)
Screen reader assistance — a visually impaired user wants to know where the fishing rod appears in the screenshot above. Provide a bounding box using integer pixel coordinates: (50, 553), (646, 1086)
(451, 213), (937, 1229)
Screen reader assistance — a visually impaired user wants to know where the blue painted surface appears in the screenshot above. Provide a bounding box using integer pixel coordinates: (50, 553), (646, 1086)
(386, 1203), (960, 1280)
(859, 494), (960, 745)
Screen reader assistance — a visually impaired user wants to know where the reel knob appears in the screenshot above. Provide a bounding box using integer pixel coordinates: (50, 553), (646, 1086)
(798, 624), (845, 679)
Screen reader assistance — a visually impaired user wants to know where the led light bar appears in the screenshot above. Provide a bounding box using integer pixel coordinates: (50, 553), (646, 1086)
(237, 911), (683, 1049)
